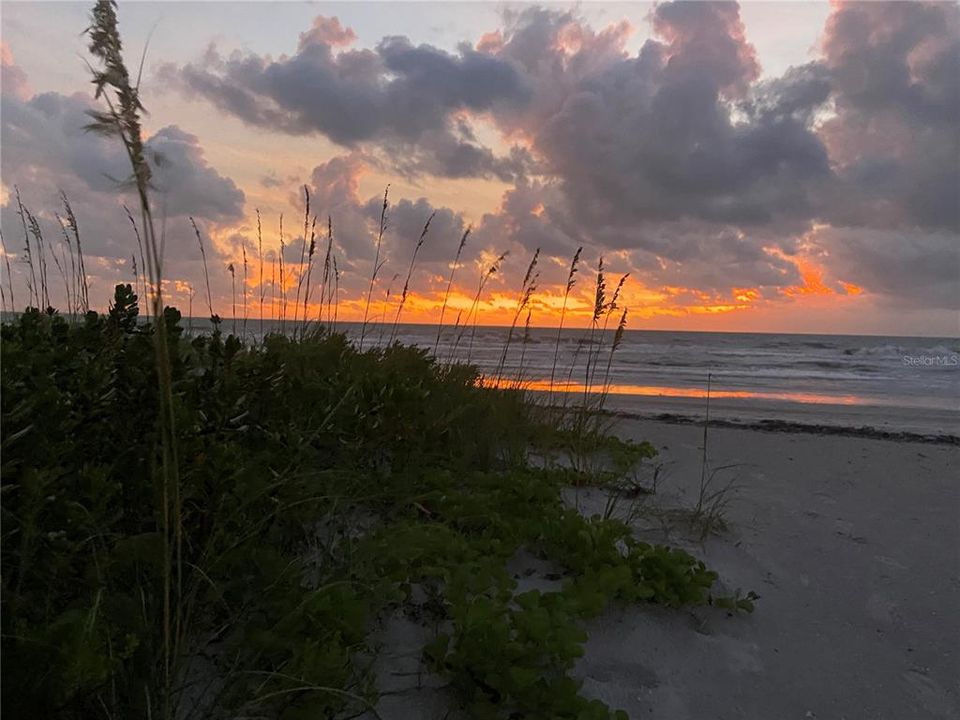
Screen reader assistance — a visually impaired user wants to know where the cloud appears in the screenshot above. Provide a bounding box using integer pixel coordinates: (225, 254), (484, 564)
(818, 0), (960, 232)
(1, 50), (245, 309)
(146, 126), (245, 223)
(476, 2), (957, 306)
(811, 225), (959, 310)
(6, 2), (958, 319)
(2, 81), (244, 254)
(492, 3), (832, 231)
(1, 41), (30, 100)
(162, 16), (531, 180)
(283, 2), (957, 310)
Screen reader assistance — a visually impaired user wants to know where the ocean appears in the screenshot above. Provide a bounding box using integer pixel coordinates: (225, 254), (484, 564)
(14, 312), (956, 436)
(192, 319), (958, 436)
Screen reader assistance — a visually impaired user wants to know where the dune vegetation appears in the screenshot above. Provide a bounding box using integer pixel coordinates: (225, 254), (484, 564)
(1, 3), (755, 719)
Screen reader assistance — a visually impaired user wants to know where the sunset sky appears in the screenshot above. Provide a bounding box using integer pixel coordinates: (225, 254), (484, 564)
(1, 1), (958, 336)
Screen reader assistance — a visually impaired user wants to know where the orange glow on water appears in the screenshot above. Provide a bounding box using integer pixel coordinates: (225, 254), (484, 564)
(487, 378), (870, 406)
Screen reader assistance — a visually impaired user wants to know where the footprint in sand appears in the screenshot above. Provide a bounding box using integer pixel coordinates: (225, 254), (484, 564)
(902, 668), (957, 718)
(875, 555), (907, 571)
(834, 519), (868, 544)
(814, 491), (837, 505)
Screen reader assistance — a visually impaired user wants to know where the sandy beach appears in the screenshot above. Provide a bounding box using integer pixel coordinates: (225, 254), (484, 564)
(576, 419), (960, 720)
(371, 419), (959, 719)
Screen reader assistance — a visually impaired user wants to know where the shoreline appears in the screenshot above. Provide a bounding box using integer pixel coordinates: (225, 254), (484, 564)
(610, 410), (960, 446)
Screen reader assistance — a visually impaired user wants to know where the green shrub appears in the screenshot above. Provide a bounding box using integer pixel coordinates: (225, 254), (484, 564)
(1, 292), (749, 719)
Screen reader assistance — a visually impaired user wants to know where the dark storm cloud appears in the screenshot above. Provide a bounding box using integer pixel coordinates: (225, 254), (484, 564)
(498, 2), (832, 230)
(620, 222), (802, 293)
(382, 130), (535, 183)
(163, 19), (531, 180)
(478, 2), (956, 303)
(818, 0), (960, 232)
(146, 126), (245, 223)
(814, 227), (959, 310)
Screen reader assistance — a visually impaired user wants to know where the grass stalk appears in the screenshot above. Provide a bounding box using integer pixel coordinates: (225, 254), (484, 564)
(0, 229), (16, 311)
(433, 226), (470, 355)
(190, 218), (215, 324)
(377, 273), (399, 348)
(14, 187), (38, 308)
(23, 206), (50, 309)
(360, 186), (389, 351)
(390, 211), (434, 345)
(699, 371), (712, 510)
(459, 251), (507, 365)
(57, 216), (77, 317)
(516, 308), (532, 389)
(123, 205), (148, 317)
(549, 247), (582, 403)
(257, 209), (264, 340)
(242, 246), (248, 338)
(294, 185), (310, 327)
(271, 257), (277, 324)
(300, 215), (317, 337)
(587, 273), (628, 411)
(495, 248), (540, 384)
(580, 258), (606, 415)
(86, 4), (182, 715)
(48, 238), (71, 313)
(61, 193), (88, 313)
(228, 262), (236, 335)
(317, 216), (333, 326)
(279, 214), (286, 329)
(598, 308), (628, 410)
(331, 255), (340, 329)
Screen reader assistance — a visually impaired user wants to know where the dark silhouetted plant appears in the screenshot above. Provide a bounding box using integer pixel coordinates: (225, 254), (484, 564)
(360, 186), (389, 351)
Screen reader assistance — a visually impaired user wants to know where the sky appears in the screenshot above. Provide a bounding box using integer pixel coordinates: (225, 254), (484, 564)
(1, 1), (958, 336)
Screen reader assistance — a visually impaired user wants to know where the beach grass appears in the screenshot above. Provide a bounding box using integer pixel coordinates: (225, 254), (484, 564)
(0, 3), (752, 718)
(0, 301), (747, 719)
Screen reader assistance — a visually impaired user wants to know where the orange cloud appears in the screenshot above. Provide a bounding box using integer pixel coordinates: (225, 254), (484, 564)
(783, 260), (833, 297)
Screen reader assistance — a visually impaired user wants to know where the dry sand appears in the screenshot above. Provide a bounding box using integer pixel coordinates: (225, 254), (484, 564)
(577, 419), (959, 720)
(369, 420), (959, 719)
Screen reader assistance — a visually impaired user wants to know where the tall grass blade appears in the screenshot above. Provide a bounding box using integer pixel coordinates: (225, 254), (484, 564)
(14, 187), (37, 308)
(549, 247), (581, 403)
(496, 248), (539, 384)
(434, 226), (470, 355)
(294, 185), (310, 326)
(1, 229), (16, 311)
(242, 245), (248, 338)
(360, 186), (389, 351)
(61, 193), (88, 313)
(257, 209), (264, 339)
(86, 4), (181, 715)
(190, 218), (215, 324)
(390, 211), (434, 345)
